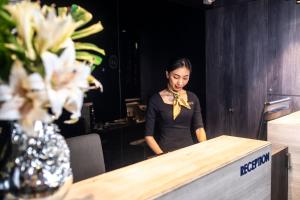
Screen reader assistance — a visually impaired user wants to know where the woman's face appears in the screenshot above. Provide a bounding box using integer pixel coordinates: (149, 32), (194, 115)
(166, 66), (190, 92)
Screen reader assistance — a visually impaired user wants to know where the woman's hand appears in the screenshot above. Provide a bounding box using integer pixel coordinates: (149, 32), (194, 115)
(145, 136), (163, 155)
(196, 128), (207, 142)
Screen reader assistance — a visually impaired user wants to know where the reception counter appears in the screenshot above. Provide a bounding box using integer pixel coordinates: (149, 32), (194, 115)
(64, 135), (271, 200)
(268, 111), (300, 200)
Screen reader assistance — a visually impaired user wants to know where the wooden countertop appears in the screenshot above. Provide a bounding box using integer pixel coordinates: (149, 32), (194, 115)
(268, 111), (300, 200)
(64, 135), (271, 200)
(271, 143), (288, 155)
(268, 110), (300, 125)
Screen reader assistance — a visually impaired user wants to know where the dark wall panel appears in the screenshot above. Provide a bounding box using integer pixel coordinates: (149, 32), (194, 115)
(206, 6), (233, 137)
(206, 0), (268, 139)
(267, 0), (300, 111)
(230, 0), (268, 138)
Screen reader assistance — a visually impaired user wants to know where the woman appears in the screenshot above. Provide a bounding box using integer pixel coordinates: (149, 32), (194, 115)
(145, 57), (207, 155)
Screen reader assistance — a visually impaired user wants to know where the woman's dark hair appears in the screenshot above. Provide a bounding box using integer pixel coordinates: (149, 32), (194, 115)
(166, 57), (192, 73)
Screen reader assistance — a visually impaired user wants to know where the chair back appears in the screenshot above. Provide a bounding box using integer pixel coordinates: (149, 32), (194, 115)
(66, 133), (105, 182)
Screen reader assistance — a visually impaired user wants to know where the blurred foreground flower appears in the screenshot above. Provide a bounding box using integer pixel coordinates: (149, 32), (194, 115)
(0, 0), (105, 136)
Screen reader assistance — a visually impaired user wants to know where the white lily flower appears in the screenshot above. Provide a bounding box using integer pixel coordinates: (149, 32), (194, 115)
(9, 59), (28, 93)
(0, 60), (27, 120)
(0, 94), (24, 120)
(42, 40), (91, 121)
(34, 6), (78, 53)
(47, 88), (68, 119)
(64, 88), (84, 124)
(19, 69), (51, 136)
(20, 98), (51, 137)
(0, 60), (51, 136)
(5, 1), (42, 60)
(23, 72), (46, 91)
(0, 85), (13, 101)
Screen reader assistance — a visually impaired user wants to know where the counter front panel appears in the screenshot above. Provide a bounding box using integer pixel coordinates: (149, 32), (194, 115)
(65, 135), (271, 200)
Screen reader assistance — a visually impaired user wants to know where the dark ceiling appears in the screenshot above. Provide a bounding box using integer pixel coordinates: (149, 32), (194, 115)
(167, 0), (264, 8)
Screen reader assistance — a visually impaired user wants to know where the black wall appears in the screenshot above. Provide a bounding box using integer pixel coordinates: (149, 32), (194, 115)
(42, 0), (121, 123)
(206, 0), (300, 139)
(42, 0), (207, 126)
(137, 1), (206, 119)
(120, 0), (206, 122)
(119, 0), (206, 121)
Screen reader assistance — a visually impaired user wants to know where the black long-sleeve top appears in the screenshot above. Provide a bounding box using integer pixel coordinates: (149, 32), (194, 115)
(145, 91), (204, 152)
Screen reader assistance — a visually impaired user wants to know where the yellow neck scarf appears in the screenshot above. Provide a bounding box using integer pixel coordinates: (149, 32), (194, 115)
(169, 89), (191, 120)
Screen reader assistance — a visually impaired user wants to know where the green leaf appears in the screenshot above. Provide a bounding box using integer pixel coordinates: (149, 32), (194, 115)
(75, 42), (105, 55)
(70, 4), (92, 29)
(71, 22), (103, 40)
(0, 10), (15, 27)
(0, 0), (8, 8)
(4, 43), (24, 54)
(0, 50), (12, 82)
(2, 33), (27, 58)
(76, 51), (102, 66)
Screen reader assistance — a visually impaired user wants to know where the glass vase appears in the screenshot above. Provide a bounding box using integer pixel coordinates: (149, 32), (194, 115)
(0, 121), (73, 200)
